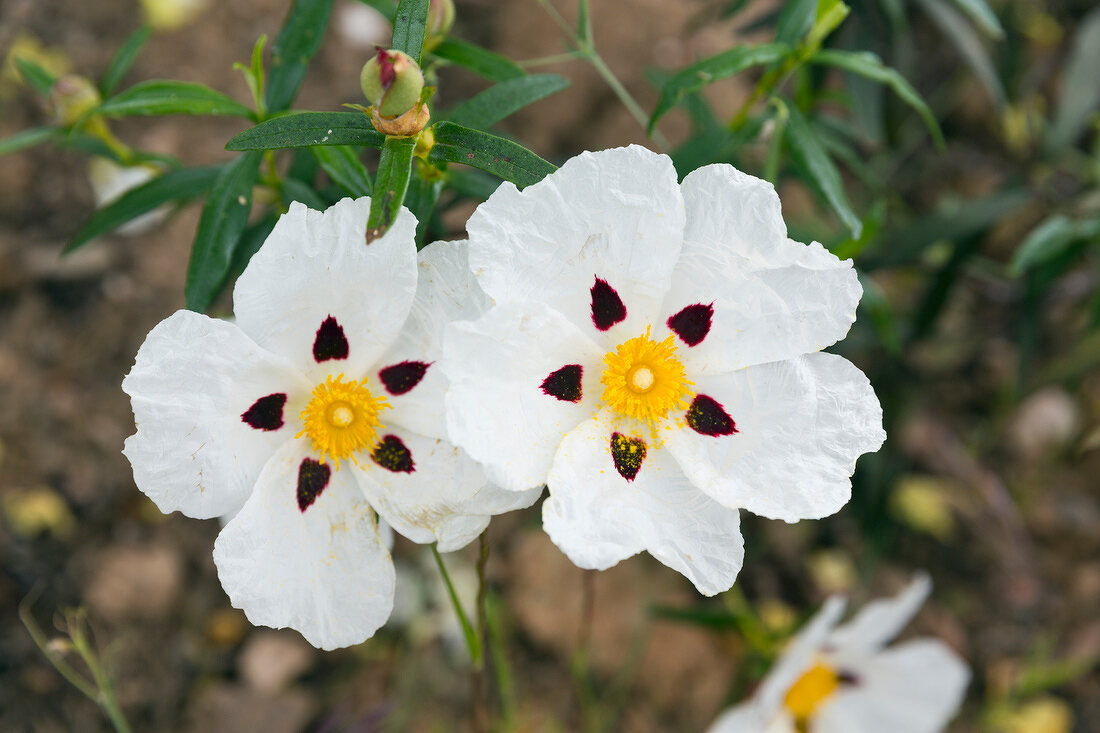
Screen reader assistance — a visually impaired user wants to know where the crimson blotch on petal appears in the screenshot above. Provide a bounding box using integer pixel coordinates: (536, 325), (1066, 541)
(371, 434), (415, 473)
(296, 458), (331, 511)
(667, 303), (714, 346)
(686, 394), (737, 436)
(313, 316), (350, 362)
(590, 277), (627, 331)
(378, 360), (431, 395)
(241, 393), (287, 431)
(610, 432), (646, 481)
(540, 364), (584, 402)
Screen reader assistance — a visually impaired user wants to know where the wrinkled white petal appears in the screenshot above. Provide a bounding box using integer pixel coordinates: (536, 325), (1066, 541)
(665, 352), (885, 521)
(466, 146), (685, 341)
(707, 702), (796, 733)
(756, 596), (848, 714)
(234, 197), (418, 381)
(374, 240), (490, 440)
(817, 640), (970, 733)
(123, 310), (310, 519)
(543, 411), (744, 595)
(213, 439), (395, 650)
(442, 301), (604, 491)
(668, 165), (862, 373)
(353, 426), (539, 552)
(828, 574), (932, 657)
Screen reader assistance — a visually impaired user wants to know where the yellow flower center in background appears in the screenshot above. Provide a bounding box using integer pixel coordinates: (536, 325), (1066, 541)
(600, 328), (693, 426)
(783, 663), (840, 723)
(296, 374), (389, 469)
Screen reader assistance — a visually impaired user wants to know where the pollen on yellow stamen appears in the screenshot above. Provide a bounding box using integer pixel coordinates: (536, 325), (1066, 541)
(783, 662), (840, 723)
(600, 327), (693, 426)
(295, 373), (389, 469)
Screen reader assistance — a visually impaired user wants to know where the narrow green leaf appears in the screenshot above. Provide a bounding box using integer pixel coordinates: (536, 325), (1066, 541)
(229, 214), (278, 277)
(14, 57), (55, 96)
(428, 121), (556, 188)
(577, 0), (593, 43)
(226, 111), (385, 150)
(100, 26), (152, 96)
(857, 271), (902, 355)
(783, 102), (861, 238)
(185, 152), (263, 311)
(97, 80), (253, 118)
(312, 145), (372, 197)
(648, 43), (790, 133)
(916, 0), (1005, 106)
(430, 38), (525, 82)
(405, 172), (443, 247)
(445, 167), (501, 200)
(63, 133), (181, 168)
(947, 0), (1004, 38)
(1045, 6), (1100, 153)
(67, 165), (222, 253)
(265, 0), (334, 112)
(0, 127), (58, 157)
(367, 136), (417, 239)
(446, 74), (569, 130)
(811, 49), (944, 148)
(353, 0), (396, 22)
(1009, 215), (1100, 276)
(281, 176), (328, 209)
(775, 0), (816, 44)
(392, 0), (430, 64)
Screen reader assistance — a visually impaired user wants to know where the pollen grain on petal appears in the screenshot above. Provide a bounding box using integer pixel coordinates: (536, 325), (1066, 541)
(610, 432), (646, 481)
(685, 394), (737, 437)
(296, 458), (331, 512)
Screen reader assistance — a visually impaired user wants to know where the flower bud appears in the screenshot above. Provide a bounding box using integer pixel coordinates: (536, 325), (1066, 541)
(360, 48), (424, 118)
(139, 0), (210, 31)
(424, 0), (455, 52)
(50, 75), (101, 127)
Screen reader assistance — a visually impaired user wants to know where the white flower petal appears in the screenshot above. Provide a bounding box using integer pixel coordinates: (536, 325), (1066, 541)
(442, 301), (605, 491)
(466, 145), (685, 341)
(543, 411), (745, 595)
(707, 702), (796, 733)
(828, 574), (932, 656)
(817, 639), (970, 733)
(122, 310), (310, 519)
(668, 164), (862, 373)
(373, 239), (490, 440)
(756, 596), (848, 714)
(353, 427), (540, 552)
(665, 352), (885, 521)
(213, 439), (395, 650)
(233, 197), (418, 381)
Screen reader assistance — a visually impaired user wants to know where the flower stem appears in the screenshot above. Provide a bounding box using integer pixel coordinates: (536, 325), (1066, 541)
(431, 543), (486, 731)
(572, 569), (599, 732)
(472, 531), (490, 732)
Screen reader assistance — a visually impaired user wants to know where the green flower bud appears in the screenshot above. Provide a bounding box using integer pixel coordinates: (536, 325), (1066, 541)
(424, 0), (455, 52)
(50, 74), (101, 127)
(360, 48), (424, 118)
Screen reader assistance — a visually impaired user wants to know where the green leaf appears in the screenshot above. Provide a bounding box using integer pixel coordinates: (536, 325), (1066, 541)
(0, 127), (58, 158)
(312, 145), (372, 197)
(444, 167), (501, 200)
(405, 171), (443, 247)
(229, 214), (278, 277)
(67, 165), (222, 253)
(916, 0), (1005, 106)
(811, 49), (944, 148)
(947, 0), (1004, 38)
(775, 0), (816, 44)
(281, 176), (328, 209)
(100, 26), (152, 96)
(857, 271), (902, 355)
(430, 38), (525, 82)
(265, 0), (334, 113)
(366, 136), (417, 240)
(446, 74), (569, 129)
(226, 111), (385, 150)
(392, 0), (430, 64)
(783, 102), (861, 238)
(97, 81), (253, 118)
(14, 56), (55, 96)
(1045, 6), (1100, 153)
(234, 35), (268, 116)
(353, 0), (396, 22)
(1009, 215), (1100, 277)
(428, 121), (556, 188)
(185, 152), (263, 311)
(648, 43), (790, 133)
(62, 133), (181, 168)
(577, 0), (593, 43)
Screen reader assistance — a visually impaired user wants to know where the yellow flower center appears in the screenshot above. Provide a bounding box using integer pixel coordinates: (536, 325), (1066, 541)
(295, 374), (389, 469)
(600, 328), (693, 426)
(784, 663), (840, 723)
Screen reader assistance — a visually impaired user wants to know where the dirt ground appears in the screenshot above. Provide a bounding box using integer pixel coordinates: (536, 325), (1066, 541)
(1, 0), (1098, 731)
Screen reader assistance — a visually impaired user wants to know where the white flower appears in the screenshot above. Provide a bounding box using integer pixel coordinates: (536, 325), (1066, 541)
(442, 146), (885, 594)
(122, 198), (537, 650)
(707, 574), (970, 733)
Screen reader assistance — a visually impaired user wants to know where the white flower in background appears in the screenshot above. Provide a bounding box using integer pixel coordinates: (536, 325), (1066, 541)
(443, 146), (885, 595)
(139, 0), (209, 31)
(87, 157), (167, 235)
(707, 574), (970, 733)
(122, 198), (537, 650)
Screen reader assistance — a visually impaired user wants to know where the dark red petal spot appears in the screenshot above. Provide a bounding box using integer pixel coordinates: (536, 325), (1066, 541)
(379, 360), (431, 395)
(590, 277), (627, 331)
(667, 303), (714, 347)
(371, 434), (415, 473)
(540, 364), (583, 402)
(686, 394), (738, 437)
(297, 458), (331, 512)
(377, 48), (396, 90)
(610, 432), (647, 482)
(241, 393), (287, 431)
(313, 316), (349, 362)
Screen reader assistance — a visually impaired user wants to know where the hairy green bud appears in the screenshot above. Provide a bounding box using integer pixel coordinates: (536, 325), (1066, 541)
(50, 74), (101, 127)
(360, 48), (424, 118)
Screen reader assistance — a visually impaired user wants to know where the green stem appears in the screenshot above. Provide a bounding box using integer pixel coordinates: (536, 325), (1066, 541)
(431, 544), (482, 665)
(572, 569), (599, 733)
(518, 50), (586, 67)
(68, 613), (132, 733)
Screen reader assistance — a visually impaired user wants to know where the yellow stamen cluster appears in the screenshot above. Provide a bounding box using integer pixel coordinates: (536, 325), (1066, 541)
(600, 327), (693, 427)
(783, 662), (840, 723)
(296, 374), (389, 469)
